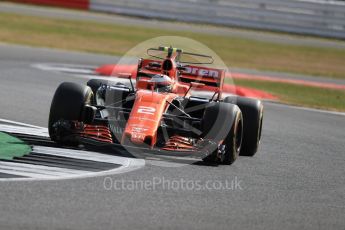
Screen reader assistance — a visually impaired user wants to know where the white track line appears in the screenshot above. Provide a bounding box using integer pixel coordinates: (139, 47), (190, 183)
(0, 169), (56, 179)
(0, 147), (145, 181)
(0, 158), (145, 181)
(0, 118), (45, 129)
(33, 146), (132, 165)
(0, 144), (145, 181)
(0, 124), (48, 137)
(0, 161), (90, 174)
(0, 119), (145, 181)
(32, 63), (96, 74)
(0, 161), (90, 177)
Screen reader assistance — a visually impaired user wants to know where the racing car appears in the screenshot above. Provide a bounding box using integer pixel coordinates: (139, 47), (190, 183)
(48, 46), (263, 164)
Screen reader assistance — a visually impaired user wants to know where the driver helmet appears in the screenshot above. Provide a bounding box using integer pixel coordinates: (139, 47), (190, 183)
(149, 74), (173, 92)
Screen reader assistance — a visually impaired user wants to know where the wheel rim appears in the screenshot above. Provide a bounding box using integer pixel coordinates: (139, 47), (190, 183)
(257, 110), (263, 143)
(235, 116), (243, 153)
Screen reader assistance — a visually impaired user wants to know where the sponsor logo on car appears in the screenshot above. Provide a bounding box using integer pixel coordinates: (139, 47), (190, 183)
(183, 67), (219, 78)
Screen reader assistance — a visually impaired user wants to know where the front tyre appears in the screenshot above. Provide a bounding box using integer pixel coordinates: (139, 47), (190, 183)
(224, 96), (263, 156)
(202, 102), (243, 165)
(222, 110), (243, 164)
(48, 82), (93, 144)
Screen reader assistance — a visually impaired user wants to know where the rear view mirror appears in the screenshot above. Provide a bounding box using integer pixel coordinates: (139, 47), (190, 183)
(116, 73), (134, 91)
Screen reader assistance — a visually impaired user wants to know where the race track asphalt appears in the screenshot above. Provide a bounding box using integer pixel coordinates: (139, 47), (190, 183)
(0, 44), (344, 230)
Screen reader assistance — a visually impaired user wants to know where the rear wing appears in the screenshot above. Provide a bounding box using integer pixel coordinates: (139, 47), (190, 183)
(140, 59), (225, 91)
(179, 65), (225, 90)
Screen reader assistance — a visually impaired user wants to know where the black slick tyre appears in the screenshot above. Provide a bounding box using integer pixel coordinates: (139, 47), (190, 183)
(224, 96), (263, 156)
(48, 82), (93, 144)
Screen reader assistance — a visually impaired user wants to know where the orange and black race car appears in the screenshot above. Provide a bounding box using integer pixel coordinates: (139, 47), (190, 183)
(48, 46), (263, 165)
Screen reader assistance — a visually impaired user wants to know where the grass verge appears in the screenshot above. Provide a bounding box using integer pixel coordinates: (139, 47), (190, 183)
(231, 78), (345, 111)
(0, 132), (31, 160)
(0, 12), (345, 79)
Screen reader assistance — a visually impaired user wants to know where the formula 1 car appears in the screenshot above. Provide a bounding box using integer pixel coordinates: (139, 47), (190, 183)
(48, 46), (263, 164)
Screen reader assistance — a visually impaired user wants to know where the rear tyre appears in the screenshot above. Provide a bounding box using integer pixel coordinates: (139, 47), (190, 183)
(224, 96), (263, 156)
(202, 102), (243, 165)
(48, 82), (93, 144)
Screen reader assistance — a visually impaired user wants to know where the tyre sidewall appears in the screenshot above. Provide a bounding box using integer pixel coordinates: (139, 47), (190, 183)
(224, 96), (263, 156)
(48, 82), (93, 142)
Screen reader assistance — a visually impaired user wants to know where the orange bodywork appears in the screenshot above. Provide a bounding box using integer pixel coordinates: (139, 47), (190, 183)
(121, 90), (176, 147)
(78, 124), (113, 143)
